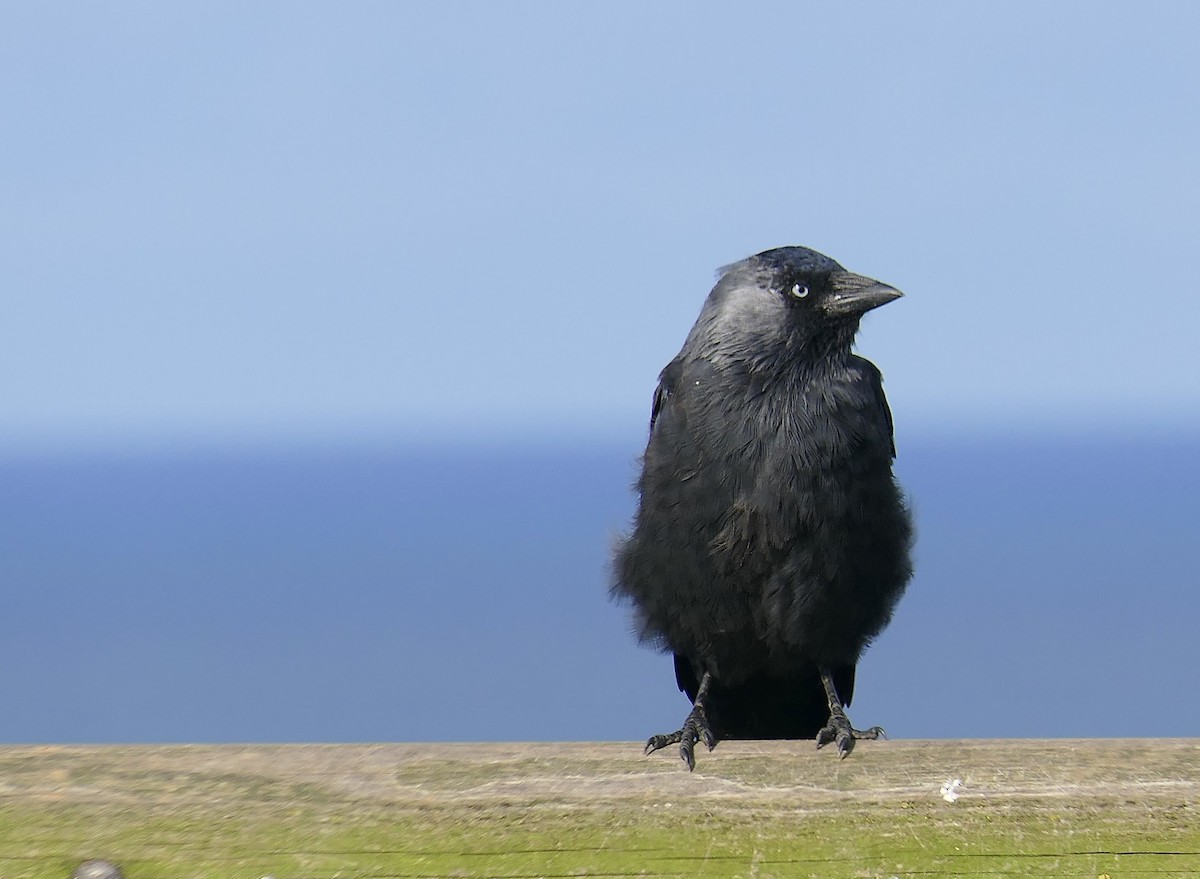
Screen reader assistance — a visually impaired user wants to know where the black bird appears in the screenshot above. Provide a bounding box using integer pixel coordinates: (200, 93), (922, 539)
(611, 245), (913, 770)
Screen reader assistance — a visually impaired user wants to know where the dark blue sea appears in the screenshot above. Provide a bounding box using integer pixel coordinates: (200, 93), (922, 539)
(2, 432), (1196, 742)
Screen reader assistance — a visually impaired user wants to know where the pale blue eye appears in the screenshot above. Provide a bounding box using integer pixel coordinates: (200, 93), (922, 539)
(790, 283), (809, 299)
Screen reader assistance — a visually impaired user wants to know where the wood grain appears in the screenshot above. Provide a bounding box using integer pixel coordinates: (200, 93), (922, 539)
(1, 739), (1197, 878)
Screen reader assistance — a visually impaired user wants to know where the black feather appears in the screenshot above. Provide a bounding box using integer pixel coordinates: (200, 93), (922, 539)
(611, 245), (913, 761)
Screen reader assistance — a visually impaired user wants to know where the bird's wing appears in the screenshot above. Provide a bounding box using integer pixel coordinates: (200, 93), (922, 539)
(673, 652), (698, 698)
(834, 662), (857, 707)
(852, 355), (896, 459)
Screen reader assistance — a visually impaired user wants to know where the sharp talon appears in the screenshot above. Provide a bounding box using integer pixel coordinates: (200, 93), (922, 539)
(853, 725), (886, 741)
(815, 723), (836, 749)
(679, 743), (695, 771)
(818, 711), (880, 758)
(645, 700), (717, 769)
(645, 731), (682, 755)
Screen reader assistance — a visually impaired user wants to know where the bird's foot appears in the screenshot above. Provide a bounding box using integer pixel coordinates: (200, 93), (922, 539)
(644, 704), (717, 771)
(815, 712), (886, 759)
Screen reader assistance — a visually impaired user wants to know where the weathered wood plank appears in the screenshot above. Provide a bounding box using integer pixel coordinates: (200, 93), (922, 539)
(1, 740), (1197, 878)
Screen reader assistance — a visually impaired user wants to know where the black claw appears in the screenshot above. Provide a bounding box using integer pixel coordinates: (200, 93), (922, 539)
(817, 711), (882, 759)
(645, 732), (682, 755)
(854, 725), (886, 741)
(816, 729), (855, 758)
(679, 714), (701, 770)
(679, 741), (696, 771)
(837, 732), (854, 759)
(815, 721), (837, 750)
(644, 702), (716, 770)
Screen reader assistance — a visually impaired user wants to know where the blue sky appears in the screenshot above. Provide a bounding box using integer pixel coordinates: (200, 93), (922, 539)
(4, 2), (1199, 451)
(2, 4), (1199, 744)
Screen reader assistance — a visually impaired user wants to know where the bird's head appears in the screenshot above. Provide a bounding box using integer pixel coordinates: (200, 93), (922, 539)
(694, 246), (902, 367)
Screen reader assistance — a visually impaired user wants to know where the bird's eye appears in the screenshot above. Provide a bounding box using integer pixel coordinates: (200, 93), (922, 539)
(789, 283), (809, 299)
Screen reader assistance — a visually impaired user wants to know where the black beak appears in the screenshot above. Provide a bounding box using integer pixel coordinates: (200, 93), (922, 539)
(822, 271), (903, 317)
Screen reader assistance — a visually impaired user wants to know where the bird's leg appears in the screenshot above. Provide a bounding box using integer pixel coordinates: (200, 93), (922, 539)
(815, 667), (886, 759)
(644, 670), (717, 771)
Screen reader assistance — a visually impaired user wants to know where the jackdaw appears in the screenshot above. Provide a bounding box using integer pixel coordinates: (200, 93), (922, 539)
(611, 245), (913, 770)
